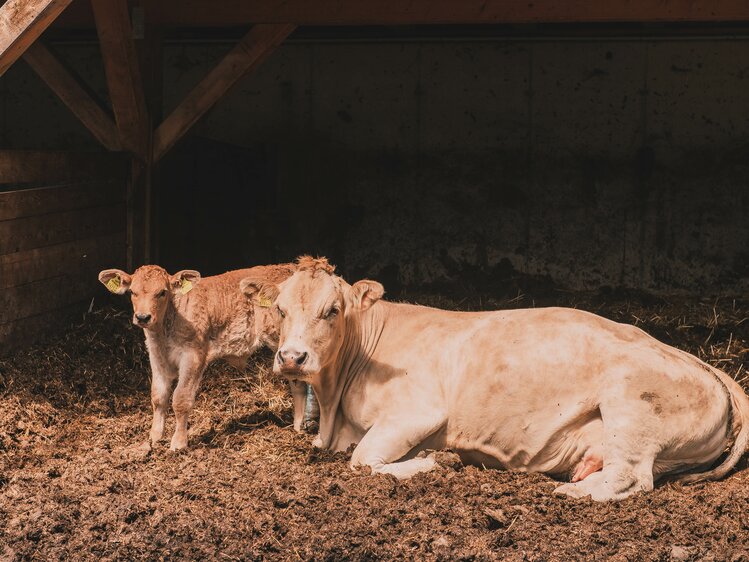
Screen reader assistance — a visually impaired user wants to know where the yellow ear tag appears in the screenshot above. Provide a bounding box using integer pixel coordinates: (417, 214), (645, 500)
(257, 296), (273, 308)
(180, 279), (193, 295)
(106, 276), (121, 293)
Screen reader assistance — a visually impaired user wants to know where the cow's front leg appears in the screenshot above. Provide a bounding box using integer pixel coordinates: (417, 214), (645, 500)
(350, 413), (446, 480)
(170, 352), (206, 451)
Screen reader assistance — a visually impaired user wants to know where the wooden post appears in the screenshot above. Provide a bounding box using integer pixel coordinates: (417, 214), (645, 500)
(152, 23), (295, 162)
(0, 0), (72, 77)
(23, 41), (121, 151)
(92, 0), (151, 268)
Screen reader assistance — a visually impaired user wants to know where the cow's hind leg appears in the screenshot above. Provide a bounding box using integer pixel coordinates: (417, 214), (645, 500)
(554, 404), (659, 501)
(554, 460), (655, 501)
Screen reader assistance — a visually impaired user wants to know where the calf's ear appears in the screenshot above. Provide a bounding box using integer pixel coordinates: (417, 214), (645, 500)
(98, 269), (131, 295)
(170, 270), (201, 295)
(239, 277), (280, 308)
(349, 280), (384, 311)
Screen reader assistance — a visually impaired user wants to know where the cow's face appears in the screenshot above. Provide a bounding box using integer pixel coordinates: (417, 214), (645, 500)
(240, 259), (383, 380)
(98, 266), (201, 329)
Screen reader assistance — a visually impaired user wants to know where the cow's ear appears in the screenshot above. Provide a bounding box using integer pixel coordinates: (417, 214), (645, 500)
(349, 280), (384, 311)
(98, 269), (131, 295)
(170, 270), (201, 295)
(240, 277), (280, 308)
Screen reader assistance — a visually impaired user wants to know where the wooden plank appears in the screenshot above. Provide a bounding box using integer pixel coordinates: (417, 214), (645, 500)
(23, 41), (121, 151)
(0, 231), (125, 289)
(0, 179), (125, 221)
(0, 264), (106, 324)
(54, 0), (749, 27)
(0, 300), (88, 356)
(0, 0), (72, 76)
(0, 150), (129, 184)
(0, 202), (125, 255)
(153, 23), (294, 162)
(91, 0), (149, 158)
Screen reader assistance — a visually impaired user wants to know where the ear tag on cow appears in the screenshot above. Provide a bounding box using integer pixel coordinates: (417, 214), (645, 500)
(257, 296), (273, 308)
(180, 279), (193, 295)
(106, 276), (121, 293)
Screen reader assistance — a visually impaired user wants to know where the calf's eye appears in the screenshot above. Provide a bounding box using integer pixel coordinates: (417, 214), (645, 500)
(277, 307), (286, 318)
(157, 290), (167, 298)
(324, 307), (339, 320)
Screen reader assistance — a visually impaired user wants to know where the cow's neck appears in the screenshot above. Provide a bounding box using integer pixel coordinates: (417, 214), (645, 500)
(313, 301), (386, 449)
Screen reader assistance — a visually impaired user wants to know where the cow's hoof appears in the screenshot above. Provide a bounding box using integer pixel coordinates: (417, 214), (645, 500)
(312, 435), (324, 448)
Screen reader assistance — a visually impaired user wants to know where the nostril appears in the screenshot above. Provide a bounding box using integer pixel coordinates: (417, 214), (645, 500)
(277, 351), (286, 364)
(295, 352), (308, 366)
(136, 313), (151, 323)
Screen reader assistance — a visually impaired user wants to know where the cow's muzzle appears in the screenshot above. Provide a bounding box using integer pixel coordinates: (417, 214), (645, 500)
(277, 348), (308, 372)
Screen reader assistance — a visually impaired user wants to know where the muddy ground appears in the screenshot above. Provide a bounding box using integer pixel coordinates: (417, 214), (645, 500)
(1, 289), (749, 561)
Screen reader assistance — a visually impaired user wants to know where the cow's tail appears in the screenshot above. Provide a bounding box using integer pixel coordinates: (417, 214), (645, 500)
(674, 366), (749, 485)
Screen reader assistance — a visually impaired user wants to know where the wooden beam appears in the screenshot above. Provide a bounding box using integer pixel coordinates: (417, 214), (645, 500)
(0, 0), (71, 76)
(0, 150), (128, 184)
(54, 0), (749, 28)
(91, 0), (149, 158)
(23, 41), (121, 151)
(153, 23), (294, 162)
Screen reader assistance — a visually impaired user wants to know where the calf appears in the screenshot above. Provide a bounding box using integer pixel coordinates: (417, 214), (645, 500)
(241, 256), (749, 501)
(98, 264), (316, 450)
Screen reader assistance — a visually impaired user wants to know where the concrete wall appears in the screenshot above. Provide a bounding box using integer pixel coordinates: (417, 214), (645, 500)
(2, 37), (748, 294)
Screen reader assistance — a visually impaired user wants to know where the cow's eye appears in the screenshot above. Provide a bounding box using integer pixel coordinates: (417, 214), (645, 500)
(277, 307), (286, 318)
(324, 306), (339, 320)
(130, 291), (137, 297)
(157, 290), (167, 298)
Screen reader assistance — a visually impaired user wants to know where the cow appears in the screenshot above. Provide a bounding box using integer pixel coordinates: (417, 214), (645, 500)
(239, 255), (749, 501)
(98, 264), (317, 451)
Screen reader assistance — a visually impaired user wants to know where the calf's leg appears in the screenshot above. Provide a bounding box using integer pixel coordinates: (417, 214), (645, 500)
(170, 353), (206, 451)
(149, 368), (175, 446)
(290, 380), (307, 432)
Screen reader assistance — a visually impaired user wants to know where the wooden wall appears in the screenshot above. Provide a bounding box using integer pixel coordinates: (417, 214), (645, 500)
(0, 150), (128, 355)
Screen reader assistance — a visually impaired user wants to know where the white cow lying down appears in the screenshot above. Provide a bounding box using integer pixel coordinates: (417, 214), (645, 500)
(240, 256), (749, 501)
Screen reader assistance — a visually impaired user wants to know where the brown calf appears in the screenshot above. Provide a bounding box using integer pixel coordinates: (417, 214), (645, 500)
(98, 263), (314, 450)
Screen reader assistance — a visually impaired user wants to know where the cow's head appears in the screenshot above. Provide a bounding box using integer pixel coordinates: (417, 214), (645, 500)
(239, 256), (383, 380)
(98, 265), (201, 329)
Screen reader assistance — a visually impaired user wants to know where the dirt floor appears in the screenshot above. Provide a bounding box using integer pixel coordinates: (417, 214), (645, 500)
(1, 288), (749, 561)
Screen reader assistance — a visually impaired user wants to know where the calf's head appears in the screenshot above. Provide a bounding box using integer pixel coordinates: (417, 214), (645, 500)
(240, 256), (383, 380)
(98, 265), (201, 329)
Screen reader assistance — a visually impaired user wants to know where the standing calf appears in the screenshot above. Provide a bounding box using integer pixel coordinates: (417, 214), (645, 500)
(98, 264), (316, 450)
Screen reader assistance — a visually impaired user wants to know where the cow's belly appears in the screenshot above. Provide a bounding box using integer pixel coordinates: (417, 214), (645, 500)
(445, 401), (604, 477)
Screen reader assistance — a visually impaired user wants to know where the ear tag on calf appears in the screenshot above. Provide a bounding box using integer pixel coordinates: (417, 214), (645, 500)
(180, 279), (193, 295)
(257, 296), (273, 308)
(106, 276), (121, 293)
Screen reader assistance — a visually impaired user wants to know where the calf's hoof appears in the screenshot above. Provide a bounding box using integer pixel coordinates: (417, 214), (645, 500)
(169, 435), (189, 451)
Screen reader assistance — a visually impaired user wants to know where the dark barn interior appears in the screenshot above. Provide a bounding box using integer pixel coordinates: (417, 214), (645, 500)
(1, 1), (749, 559)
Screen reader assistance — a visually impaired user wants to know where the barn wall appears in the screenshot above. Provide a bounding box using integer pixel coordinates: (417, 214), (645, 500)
(159, 37), (749, 294)
(1, 37), (748, 294)
(0, 151), (128, 354)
